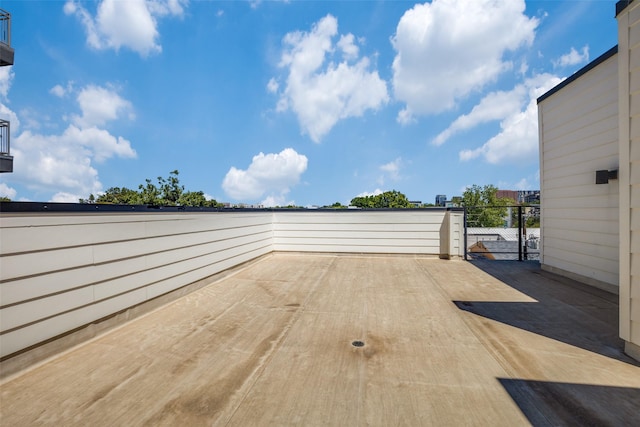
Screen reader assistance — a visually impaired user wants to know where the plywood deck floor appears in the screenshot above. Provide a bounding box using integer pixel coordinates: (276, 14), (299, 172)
(1, 253), (639, 425)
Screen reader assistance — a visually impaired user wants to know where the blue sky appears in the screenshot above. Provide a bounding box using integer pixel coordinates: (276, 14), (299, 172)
(0, 0), (619, 206)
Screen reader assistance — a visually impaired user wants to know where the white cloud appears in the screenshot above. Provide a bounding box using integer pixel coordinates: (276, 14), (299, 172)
(64, 0), (187, 57)
(0, 67), (14, 100)
(11, 124), (137, 199)
(391, 0), (538, 120)
(50, 85), (66, 98)
(222, 148), (308, 201)
(0, 68), (19, 129)
(12, 130), (103, 198)
(0, 182), (17, 199)
(433, 87), (527, 146)
(63, 125), (136, 163)
(498, 170), (540, 191)
(337, 34), (359, 60)
(261, 195), (280, 207)
(273, 14), (389, 142)
(553, 45), (589, 68)
(396, 108), (416, 126)
(72, 85), (134, 128)
(378, 157), (403, 186)
(515, 170), (540, 190)
(459, 73), (563, 164)
(380, 158), (401, 176)
(0, 103), (19, 132)
(250, 0), (289, 10)
(514, 177), (532, 191)
(261, 194), (296, 208)
(50, 82), (74, 99)
(51, 192), (86, 203)
(266, 77), (279, 94)
(355, 189), (383, 198)
(147, 0), (187, 17)
(519, 60), (529, 76)
(4, 82), (137, 201)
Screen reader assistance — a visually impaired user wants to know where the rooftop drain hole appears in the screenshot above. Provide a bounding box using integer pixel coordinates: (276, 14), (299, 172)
(351, 340), (365, 347)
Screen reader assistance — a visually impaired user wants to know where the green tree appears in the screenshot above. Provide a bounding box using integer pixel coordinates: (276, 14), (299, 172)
(89, 187), (140, 204)
(524, 206), (541, 228)
(350, 190), (413, 208)
(178, 190), (224, 208)
(138, 178), (162, 205)
(0, 196), (10, 202)
(80, 170), (224, 207)
(157, 170), (184, 205)
(461, 184), (515, 227)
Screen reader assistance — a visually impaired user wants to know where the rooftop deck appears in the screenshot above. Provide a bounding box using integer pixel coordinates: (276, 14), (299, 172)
(1, 253), (639, 425)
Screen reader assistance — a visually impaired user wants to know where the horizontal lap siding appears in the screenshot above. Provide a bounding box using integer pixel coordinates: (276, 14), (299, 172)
(622, 3), (640, 349)
(539, 52), (619, 288)
(0, 212), (273, 357)
(0, 210), (458, 359)
(272, 211), (445, 254)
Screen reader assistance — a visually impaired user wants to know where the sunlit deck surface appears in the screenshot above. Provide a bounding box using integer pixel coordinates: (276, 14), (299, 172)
(1, 253), (639, 425)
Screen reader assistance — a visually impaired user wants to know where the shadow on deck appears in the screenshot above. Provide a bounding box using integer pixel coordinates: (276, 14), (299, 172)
(456, 260), (636, 365)
(455, 260), (640, 425)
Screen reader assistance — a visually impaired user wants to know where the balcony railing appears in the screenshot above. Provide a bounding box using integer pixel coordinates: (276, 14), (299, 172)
(0, 9), (13, 173)
(0, 9), (13, 67)
(0, 9), (11, 46)
(464, 205), (541, 261)
(0, 119), (9, 155)
(0, 119), (12, 173)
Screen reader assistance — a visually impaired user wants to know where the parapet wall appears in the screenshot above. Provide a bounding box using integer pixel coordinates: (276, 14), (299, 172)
(0, 211), (274, 362)
(273, 210), (456, 255)
(0, 207), (463, 371)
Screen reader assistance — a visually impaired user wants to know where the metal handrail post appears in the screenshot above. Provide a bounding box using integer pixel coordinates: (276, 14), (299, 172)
(463, 207), (468, 261)
(518, 205), (523, 261)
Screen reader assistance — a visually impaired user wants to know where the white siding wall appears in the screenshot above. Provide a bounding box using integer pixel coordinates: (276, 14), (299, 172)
(272, 210), (462, 256)
(618, 1), (640, 359)
(0, 212), (273, 358)
(0, 209), (460, 361)
(539, 52), (620, 291)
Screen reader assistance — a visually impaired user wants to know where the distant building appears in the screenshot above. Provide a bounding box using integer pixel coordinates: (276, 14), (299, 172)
(496, 190), (518, 202)
(523, 191), (540, 204)
(435, 195), (447, 206)
(496, 190), (540, 204)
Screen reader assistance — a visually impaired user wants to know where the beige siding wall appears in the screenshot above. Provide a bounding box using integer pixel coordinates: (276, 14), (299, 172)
(0, 209), (460, 360)
(618, 1), (640, 357)
(539, 52), (619, 290)
(272, 210), (463, 257)
(0, 212), (273, 358)
(439, 211), (464, 259)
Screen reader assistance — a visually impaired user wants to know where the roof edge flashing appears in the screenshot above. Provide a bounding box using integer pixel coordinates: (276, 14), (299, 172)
(616, 0), (635, 16)
(537, 45), (618, 104)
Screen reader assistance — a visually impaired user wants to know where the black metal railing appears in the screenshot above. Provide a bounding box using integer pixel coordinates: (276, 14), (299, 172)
(0, 9), (10, 47)
(464, 205), (540, 261)
(0, 119), (9, 156)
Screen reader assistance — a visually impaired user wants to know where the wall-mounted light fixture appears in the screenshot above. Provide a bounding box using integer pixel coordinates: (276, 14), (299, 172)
(596, 169), (618, 184)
